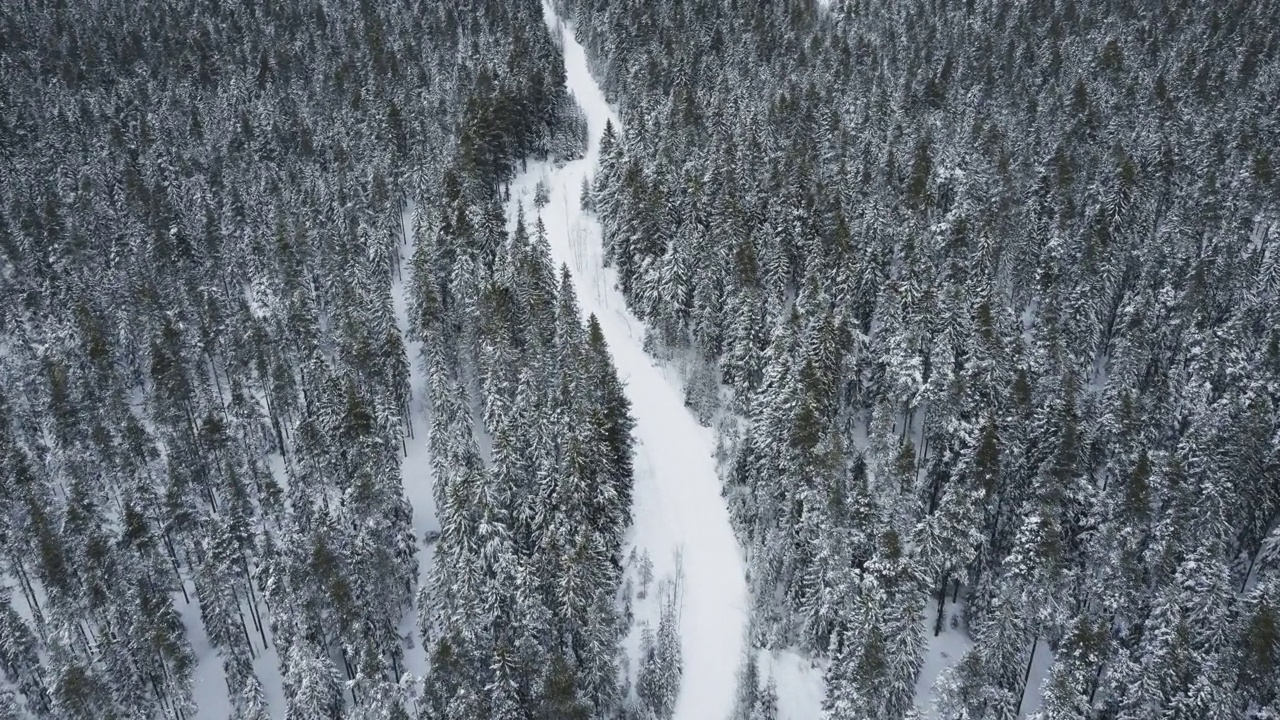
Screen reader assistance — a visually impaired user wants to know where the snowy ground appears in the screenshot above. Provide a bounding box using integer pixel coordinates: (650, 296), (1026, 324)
(912, 599), (974, 718)
(1019, 638), (1055, 717)
(502, 4), (751, 718)
(178, 585), (232, 719)
(759, 648), (826, 719)
(910, 595), (1053, 719)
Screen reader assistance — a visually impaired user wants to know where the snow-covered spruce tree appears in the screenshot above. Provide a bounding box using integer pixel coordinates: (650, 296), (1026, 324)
(637, 582), (683, 720)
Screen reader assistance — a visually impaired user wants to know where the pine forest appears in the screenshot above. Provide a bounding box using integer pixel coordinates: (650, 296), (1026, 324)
(0, 0), (1277, 719)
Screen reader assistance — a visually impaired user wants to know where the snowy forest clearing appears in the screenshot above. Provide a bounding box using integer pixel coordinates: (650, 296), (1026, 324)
(500, 3), (751, 717)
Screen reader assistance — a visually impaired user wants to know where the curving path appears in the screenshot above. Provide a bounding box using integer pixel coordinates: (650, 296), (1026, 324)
(503, 4), (751, 718)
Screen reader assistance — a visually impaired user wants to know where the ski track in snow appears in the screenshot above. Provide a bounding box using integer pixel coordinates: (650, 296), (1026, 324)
(394, 203), (439, 683)
(502, 4), (751, 718)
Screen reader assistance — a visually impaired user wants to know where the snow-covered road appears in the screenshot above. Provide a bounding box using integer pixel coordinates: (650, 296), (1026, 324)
(501, 4), (751, 718)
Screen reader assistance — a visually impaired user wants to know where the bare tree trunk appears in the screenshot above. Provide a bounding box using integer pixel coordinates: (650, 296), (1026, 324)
(11, 559), (45, 632)
(264, 390), (287, 460)
(1241, 549), (1259, 593)
(234, 588), (256, 659)
(166, 538), (189, 604)
(933, 572), (949, 636)
(1017, 638), (1039, 712)
(241, 556), (269, 648)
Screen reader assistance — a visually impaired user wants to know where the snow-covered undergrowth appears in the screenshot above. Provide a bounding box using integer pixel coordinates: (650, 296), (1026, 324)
(497, 3), (751, 717)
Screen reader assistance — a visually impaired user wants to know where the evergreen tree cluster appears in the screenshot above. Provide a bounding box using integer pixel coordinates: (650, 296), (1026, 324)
(561, 0), (1280, 716)
(0, 0), (610, 717)
(408, 187), (635, 717)
(634, 576), (683, 720)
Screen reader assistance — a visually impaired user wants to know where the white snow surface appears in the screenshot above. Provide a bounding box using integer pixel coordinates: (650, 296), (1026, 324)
(913, 599), (974, 719)
(1018, 638), (1056, 718)
(178, 586), (231, 719)
(758, 648), (826, 720)
(506, 4), (751, 718)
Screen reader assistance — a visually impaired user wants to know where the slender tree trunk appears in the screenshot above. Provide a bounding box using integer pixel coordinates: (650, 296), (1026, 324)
(264, 390), (288, 459)
(75, 620), (92, 653)
(933, 572), (949, 636)
(11, 559), (45, 631)
(927, 468), (945, 514)
(1241, 550), (1259, 593)
(207, 351), (227, 413)
(1087, 658), (1104, 705)
(231, 587), (256, 659)
(915, 432), (929, 480)
(220, 274), (233, 308)
(1018, 638), (1039, 711)
(241, 557), (269, 648)
(162, 531), (188, 602)
(390, 634), (402, 679)
(280, 402), (292, 442)
(986, 494), (1005, 550)
(239, 615), (256, 659)
(341, 647), (356, 681)
(150, 677), (169, 718)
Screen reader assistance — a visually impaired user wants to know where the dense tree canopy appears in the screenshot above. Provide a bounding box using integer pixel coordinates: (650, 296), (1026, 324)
(3, 0), (1278, 716)
(0, 0), (620, 717)
(559, 0), (1280, 716)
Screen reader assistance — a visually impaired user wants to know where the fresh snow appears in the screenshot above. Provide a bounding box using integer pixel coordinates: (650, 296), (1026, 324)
(501, 4), (751, 718)
(912, 600), (1054, 719)
(912, 599), (974, 719)
(758, 648), (826, 720)
(179, 587), (231, 719)
(1018, 638), (1057, 718)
